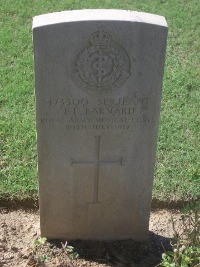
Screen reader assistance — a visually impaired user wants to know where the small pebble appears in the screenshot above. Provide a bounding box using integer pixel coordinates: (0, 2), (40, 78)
(0, 236), (6, 242)
(0, 208), (9, 214)
(1, 222), (6, 228)
(32, 232), (37, 237)
(11, 246), (18, 252)
(17, 251), (23, 258)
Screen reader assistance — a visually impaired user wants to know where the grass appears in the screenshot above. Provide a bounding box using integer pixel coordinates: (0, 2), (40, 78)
(0, 0), (199, 203)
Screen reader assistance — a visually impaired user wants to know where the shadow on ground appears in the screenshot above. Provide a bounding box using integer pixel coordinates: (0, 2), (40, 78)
(49, 232), (172, 267)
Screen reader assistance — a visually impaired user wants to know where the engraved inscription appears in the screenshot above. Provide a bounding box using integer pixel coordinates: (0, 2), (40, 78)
(71, 136), (122, 203)
(71, 29), (131, 93)
(40, 94), (153, 131)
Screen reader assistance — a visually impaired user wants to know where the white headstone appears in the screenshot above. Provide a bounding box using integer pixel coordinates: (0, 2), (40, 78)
(33, 9), (168, 241)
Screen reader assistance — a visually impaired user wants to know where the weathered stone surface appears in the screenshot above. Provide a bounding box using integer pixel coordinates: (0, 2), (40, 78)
(33, 9), (168, 241)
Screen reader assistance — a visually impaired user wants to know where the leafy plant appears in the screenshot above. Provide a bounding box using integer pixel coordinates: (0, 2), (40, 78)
(61, 241), (79, 260)
(160, 200), (200, 267)
(39, 254), (48, 262)
(34, 237), (47, 247)
(33, 237), (48, 263)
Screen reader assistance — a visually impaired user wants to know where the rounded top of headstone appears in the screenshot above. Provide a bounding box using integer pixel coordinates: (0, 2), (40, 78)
(32, 9), (167, 29)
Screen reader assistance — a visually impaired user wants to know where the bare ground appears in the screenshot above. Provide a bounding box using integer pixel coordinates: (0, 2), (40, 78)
(0, 208), (183, 267)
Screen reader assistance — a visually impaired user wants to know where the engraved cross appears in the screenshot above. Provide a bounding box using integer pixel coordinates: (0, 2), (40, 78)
(71, 136), (123, 204)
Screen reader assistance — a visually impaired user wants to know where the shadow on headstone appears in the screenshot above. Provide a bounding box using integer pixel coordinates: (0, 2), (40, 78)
(49, 231), (172, 266)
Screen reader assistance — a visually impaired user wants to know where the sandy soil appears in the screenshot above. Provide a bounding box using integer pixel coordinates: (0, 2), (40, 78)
(0, 208), (183, 267)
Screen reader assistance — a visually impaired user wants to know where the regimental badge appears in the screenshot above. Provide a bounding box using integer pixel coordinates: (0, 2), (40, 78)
(71, 29), (131, 93)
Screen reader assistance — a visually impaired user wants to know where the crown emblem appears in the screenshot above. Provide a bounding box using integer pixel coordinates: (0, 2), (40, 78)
(90, 30), (111, 46)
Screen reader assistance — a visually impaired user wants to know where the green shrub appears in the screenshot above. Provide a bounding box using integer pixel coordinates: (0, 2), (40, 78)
(160, 200), (200, 267)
